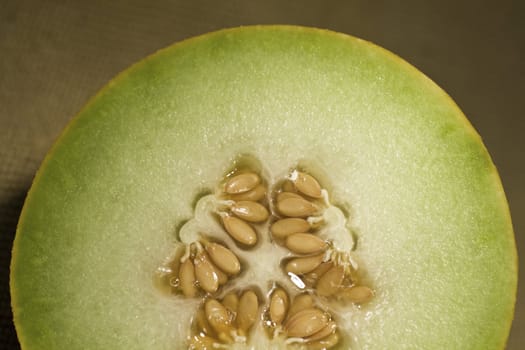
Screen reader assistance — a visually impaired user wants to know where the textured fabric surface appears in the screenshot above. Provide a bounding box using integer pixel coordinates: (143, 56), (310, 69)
(1, 1), (523, 349)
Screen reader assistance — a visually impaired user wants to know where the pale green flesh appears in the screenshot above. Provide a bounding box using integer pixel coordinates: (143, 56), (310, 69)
(11, 26), (516, 349)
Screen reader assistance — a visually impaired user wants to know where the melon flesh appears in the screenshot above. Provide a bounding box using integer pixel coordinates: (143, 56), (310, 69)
(10, 26), (516, 349)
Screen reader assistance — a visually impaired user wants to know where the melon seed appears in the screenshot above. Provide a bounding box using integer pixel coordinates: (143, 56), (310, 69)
(205, 299), (233, 335)
(291, 171), (323, 198)
(281, 180), (296, 192)
(270, 218), (311, 239)
(285, 233), (327, 255)
(288, 293), (314, 319)
(230, 184), (266, 201)
(188, 334), (217, 350)
(307, 332), (340, 350)
(205, 242), (241, 275)
(194, 252), (219, 293)
(316, 265), (345, 297)
(284, 308), (328, 338)
(236, 290), (259, 332)
(305, 321), (337, 342)
(179, 258), (198, 297)
(194, 308), (216, 337)
(285, 253), (325, 275)
(231, 201), (269, 222)
(225, 172), (260, 194)
(307, 261), (334, 280)
(303, 261), (334, 287)
(222, 292), (239, 314)
(277, 197), (318, 217)
(276, 191), (304, 202)
(221, 214), (257, 246)
(215, 266), (229, 285)
(269, 288), (289, 325)
(338, 285), (374, 304)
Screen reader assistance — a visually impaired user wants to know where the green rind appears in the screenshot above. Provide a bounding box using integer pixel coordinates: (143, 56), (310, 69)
(11, 26), (517, 349)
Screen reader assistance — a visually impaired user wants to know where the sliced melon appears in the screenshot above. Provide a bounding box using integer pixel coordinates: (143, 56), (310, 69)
(10, 26), (516, 349)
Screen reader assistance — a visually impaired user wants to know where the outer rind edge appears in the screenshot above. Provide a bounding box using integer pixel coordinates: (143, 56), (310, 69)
(9, 25), (517, 349)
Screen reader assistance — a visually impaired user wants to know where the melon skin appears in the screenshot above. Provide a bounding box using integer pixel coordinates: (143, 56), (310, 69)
(10, 26), (517, 349)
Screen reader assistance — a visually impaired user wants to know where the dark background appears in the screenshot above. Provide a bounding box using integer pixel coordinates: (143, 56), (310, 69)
(1, 0), (523, 348)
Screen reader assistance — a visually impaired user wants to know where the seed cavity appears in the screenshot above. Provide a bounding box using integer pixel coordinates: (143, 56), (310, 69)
(156, 163), (373, 350)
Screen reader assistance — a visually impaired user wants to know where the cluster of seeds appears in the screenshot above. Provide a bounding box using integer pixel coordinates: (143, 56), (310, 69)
(156, 161), (373, 349)
(189, 289), (260, 348)
(219, 172), (269, 247)
(177, 239), (241, 296)
(272, 171), (374, 303)
(264, 287), (339, 349)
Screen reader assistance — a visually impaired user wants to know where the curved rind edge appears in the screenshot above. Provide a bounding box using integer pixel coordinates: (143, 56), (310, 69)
(9, 25), (517, 349)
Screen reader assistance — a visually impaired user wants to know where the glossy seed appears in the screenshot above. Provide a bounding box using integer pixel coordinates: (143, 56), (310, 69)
(309, 261), (334, 279)
(276, 191), (303, 202)
(225, 172), (260, 194)
(281, 180), (296, 192)
(269, 288), (289, 325)
(285, 233), (327, 255)
(308, 332), (340, 350)
(205, 299), (233, 334)
(236, 290), (259, 331)
(277, 197), (318, 217)
(292, 171), (323, 198)
(305, 321), (337, 342)
(270, 218), (311, 239)
(303, 261), (334, 286)
(230, 184), (266, 201)
(288, 293), (314, 318)
(222, 292), (239, 313)
(231, 201), (269, 222)
(195, 308), (215, 336)
(179, 258), (198, 297)
(205, 243), (241, 275)
(217, 332), (234, 344)
(215, 266), (228, 285)
(222, 215), (257, 246)
(189, 334), (217, 350)
(194, 252), (219, 293)
(316, 265), (345, 297)
(284, 308), (329, 338)
(285, 253), (325, 275)
(338, 285), (374, 304)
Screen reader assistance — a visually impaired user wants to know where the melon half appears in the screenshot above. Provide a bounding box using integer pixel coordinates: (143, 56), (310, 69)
(10, 26), (517, 349)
